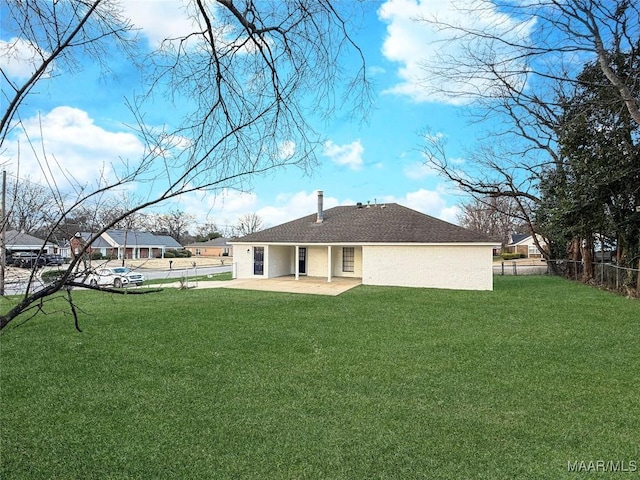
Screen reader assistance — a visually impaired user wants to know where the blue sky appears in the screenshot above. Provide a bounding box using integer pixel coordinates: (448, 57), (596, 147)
(1, 0), (526, 232)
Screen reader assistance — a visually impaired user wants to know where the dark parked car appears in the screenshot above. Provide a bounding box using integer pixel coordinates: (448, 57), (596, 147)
(12, 252), (46, 269)
(45, 254), (64, 266)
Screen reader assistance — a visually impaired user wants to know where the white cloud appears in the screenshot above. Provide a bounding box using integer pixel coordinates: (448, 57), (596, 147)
(439, 205), (462, 224)
(323, 140), (364, 170)
(0, 37), (50, 80)
(123, 1), (255, 53)
(122, 1), (201, 47)
(172, 188), (257, 226)
(1, 106), (144, 191)
(172, 187), (463, 233)
(277, 140), (296, 160)
(172, 189), (343, 232)
(256, 190), (342, 228)
(378, 0), (535, 104)
(382, 187), (459, 223)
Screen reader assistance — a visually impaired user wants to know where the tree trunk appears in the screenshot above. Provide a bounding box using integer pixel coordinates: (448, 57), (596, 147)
(581, 235), (594, 281)
(566, 237), (582, 278)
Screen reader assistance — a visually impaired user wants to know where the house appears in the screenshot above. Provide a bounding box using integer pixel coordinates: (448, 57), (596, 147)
(71, 230), (183, 260)
(184, 237), (233, 257)
(230, 191), (495, 291)
(506, 233), (547, 258)
(4, 230), (56, 255)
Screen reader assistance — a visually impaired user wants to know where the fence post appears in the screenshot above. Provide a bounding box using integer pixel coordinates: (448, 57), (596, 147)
(501, 261), (504, 276)
(512, 261), (517, 275)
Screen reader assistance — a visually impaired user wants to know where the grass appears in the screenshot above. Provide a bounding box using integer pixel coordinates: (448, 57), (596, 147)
(1, 276), (638, 479)
(143, 271), (232, 286)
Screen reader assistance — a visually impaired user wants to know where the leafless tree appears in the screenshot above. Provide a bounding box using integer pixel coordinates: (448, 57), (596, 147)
(458, 196), (527, 247)
(95, 193), (149, 232)
(1, 0), (138, 147)
(0, 0), (371, 330)
(4, 175), (56, 233)
(145, 210), (195, 245)
(194, 222), (222, 242)
(423, 130), (548, 257)
(234, 212), (264, 237)
(417, 0), (639, 262)
(421, 0), (639, 124)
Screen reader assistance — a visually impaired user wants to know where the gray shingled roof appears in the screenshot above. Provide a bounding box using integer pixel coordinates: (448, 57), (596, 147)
(234, 203), (493, 244)
(5, 230), (53, 248)
(106, 230), (182, 248)
(78, 230), (183, 248)
(185, 237), (231, 248)
(78, 232), (112, 248)
(155, 235), (183, 248)
(509, 233), (529, 245)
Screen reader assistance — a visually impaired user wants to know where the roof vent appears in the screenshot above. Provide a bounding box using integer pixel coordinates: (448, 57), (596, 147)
(356, 202), (363, 209)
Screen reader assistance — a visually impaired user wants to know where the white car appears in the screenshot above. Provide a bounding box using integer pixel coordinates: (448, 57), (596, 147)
(88, 267), (145, 288)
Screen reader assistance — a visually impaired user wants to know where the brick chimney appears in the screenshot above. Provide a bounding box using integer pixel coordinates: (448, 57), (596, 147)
(316, 190), (324, 223)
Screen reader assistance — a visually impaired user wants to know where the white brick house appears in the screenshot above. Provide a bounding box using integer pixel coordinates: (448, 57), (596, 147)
(230, 192), (495, 291)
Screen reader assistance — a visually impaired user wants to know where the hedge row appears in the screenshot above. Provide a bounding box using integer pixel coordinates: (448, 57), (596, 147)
(500, 253), (526, 260)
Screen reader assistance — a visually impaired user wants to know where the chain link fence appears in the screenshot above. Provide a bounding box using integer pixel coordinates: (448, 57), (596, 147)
(547, 260), (638, 296)
(493, 261), (548, 276)
(494, 259), (639, 296)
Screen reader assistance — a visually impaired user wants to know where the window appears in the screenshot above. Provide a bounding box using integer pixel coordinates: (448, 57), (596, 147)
(342, 247), (354, 272)
(528, 245), (539, 256)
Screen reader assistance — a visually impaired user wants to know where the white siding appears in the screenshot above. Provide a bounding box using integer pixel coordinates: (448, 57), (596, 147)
(362, 245), (493, 291)
(268, 246), (293, 277)
(234, 245), (254, 278)
(332, 246), (362, 278)
(306, 246), (328, 277)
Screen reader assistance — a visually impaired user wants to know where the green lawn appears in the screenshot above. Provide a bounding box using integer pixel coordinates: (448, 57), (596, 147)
(143, 271), (233, 285)
(1, 276), (638, 479)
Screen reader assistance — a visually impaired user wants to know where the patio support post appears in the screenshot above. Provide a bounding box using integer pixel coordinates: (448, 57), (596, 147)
(327, 245), (332, 283)
(295, 245), (300, 280)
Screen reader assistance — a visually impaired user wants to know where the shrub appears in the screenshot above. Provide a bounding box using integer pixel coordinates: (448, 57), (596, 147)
(40, 270), (65, 284)
(501, 253), (526, 260)
(165, 248), (191, 258)
(91, 252), (103, 260)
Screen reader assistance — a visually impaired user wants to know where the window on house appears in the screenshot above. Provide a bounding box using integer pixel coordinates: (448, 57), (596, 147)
(342, 247), (354, 272)
(528, 245), (539, 256)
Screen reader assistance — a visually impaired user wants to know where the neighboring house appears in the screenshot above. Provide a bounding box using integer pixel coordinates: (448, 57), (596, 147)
(230, 191), (495, 291)
(506, 233), (547, 258)
(71, 230), (183, 260)
(4, 230), (56, 255)
(70, 233), (111, 259)
(55, 240), (72, 259)
(184, 237), (233, 257)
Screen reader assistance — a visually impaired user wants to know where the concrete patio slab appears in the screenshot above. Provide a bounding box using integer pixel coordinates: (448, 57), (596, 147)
(220, 276), (361, 296)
